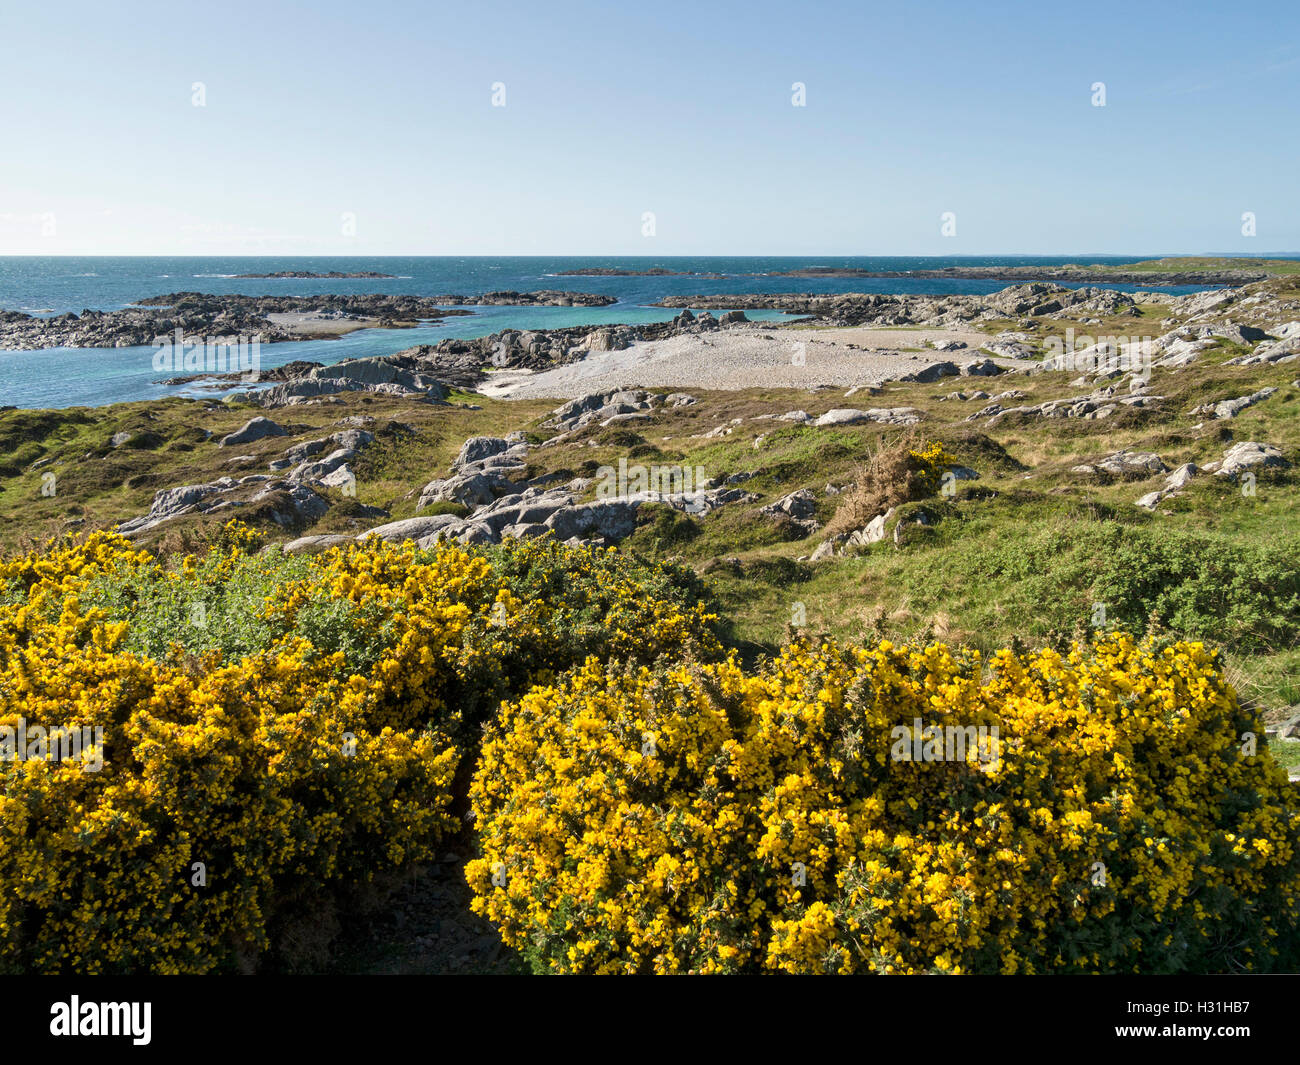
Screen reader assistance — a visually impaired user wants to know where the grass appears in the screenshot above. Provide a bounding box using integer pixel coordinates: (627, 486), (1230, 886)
(4, 328), (1300, 975)
(1095, 257), (1300, 276)
(3, 334), (1299, 721)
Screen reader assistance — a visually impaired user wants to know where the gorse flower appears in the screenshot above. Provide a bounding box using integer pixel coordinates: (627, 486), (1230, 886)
(5, 529), (1296, 976)
(467, 635), (1300, 974)
(0, 530), (719, 973)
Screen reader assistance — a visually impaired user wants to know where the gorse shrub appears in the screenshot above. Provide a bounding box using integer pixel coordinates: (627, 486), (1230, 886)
(467, 633), (1300, 974)
(0, 527), (720, 973)
(825, 435), (960, 537)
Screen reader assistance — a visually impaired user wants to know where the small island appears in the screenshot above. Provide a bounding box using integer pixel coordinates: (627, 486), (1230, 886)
(232, 270), (398, 279)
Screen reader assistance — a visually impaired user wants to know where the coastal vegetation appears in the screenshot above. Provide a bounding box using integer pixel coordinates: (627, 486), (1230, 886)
(2, 269), (1299, 973)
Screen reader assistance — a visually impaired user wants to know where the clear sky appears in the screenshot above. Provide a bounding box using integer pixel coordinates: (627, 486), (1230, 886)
(1, 0), (1296, 256)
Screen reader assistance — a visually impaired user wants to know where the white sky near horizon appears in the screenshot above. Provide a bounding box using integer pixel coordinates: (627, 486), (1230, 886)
(0, 0), (1297, 257)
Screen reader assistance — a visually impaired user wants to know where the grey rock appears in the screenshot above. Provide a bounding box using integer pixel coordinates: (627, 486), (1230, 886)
(250, 482), (330, 527)
(1226, 336), (1300, 366)
(454, 436), (513, 470)
(290, 447), (356, 484)
(116, 478), (239, 535)
(761, 489), (818, 521)
(961, 358), (1004, 376)
(1215, 441), (1290, 480)
(814, 407), (921, 427)
(847, 507), (896, 547)
(810, 540), (836, 561)
(360, 515), (468, 543)
(1190, 386), (1278, 420)
(219, 417), (287, 448)
(981, 338), (1037, 359)
(418, 469), (513, 510)
(283, 438), (330, 464)
(281, 533), (353, 555)
(899, 361), (959, 383)
(1095, 450), (1168, 479)
(1165, 462), (1199, 490)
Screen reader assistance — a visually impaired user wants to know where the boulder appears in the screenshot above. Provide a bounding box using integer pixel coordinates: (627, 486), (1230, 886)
(290, 447), (356, 484)
(281, 534), (353, 556)
(981, 339), (1036, 360)
(1165, 462), (1199, 491)
(249, 482), (330, 527)
(847, 508), (896, 547)
(418, 469), (512, 510)
(1094, 450), (1168, 479)
(117, 479), (238, 535)
(219, 417), (287, 448)
(1226, 336), (1300, 366)
(330, 428), (375, 452)
(282, 438), (329, 465)
(359, 515), (468, 543)
(1215, 441), (1290, 481)
(454, 436), (513, 469)
(1190, 386), (1278, 420)
(961, 358), (1003, 376)
(814, 407), (920, 427)
(899, 361), (959, 383)
(761, 489), (818, 522)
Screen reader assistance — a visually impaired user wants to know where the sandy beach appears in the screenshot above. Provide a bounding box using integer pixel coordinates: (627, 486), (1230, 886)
(479, 324), (1022, 399)
(263, 311), (385, 337)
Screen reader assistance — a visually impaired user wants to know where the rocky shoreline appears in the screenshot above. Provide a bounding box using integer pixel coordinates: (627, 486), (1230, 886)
(216, 309), (750, 405)
(547, 260), (1296, 285)
(552, 268), (727, 278)
(232, 271), (398, 279)
(653, 282), (1156, 327)
(748, 266), (1253, 285)
(0, 290), (614, 350)
(161, 280), (1300, 406)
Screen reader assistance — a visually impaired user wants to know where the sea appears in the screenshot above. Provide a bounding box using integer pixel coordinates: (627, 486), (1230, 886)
(0, 255), (1228, 411)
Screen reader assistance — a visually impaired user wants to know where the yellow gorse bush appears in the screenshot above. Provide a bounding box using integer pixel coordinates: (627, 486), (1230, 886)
(908, 440), (960, 497)
(0, 528), (719, 973)
(468, 634), (1300, 974)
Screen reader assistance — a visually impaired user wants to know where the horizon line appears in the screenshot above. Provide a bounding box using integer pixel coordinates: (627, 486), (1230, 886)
(0, 251), (1297, 259)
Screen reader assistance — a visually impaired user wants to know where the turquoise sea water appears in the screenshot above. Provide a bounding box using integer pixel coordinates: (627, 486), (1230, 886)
(0, 255), (1229, 410)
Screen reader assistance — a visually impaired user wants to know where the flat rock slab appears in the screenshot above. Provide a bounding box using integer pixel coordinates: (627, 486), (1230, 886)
(814, 407), (921, 427)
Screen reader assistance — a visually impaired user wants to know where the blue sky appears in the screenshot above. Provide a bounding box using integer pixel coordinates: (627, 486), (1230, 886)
(1, 0), (1296, 255)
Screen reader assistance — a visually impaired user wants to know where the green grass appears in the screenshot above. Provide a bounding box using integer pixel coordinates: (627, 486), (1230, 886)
(1096, 257), (1300, 276)
(3, 339), (1299, 721)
